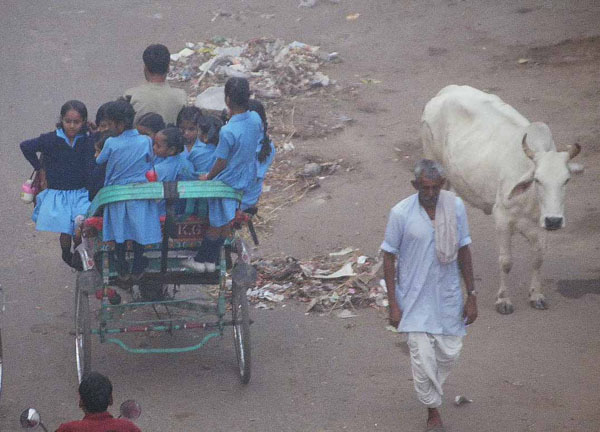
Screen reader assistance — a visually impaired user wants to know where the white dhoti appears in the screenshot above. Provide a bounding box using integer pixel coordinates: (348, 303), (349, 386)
(407, 332), (463, 408)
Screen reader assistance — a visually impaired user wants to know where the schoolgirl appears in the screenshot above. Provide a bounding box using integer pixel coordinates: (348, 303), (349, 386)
(135, 112), (166, 142)
(20, 100), (94, 269)
(184, 77), (261, 273)
(242, 99), (276, 211)
(96, 100), (161, 279)
(188, 114), (222, 174)
(175, 106), (203, 157)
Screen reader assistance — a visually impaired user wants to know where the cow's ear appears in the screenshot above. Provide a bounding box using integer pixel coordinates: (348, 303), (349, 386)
(509, 178), (534, 199)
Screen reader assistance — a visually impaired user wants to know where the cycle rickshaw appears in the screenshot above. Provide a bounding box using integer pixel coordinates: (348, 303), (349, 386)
(74, 180), (256, 384)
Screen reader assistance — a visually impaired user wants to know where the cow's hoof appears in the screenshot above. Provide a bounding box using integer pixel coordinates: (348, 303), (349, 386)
(495, 300), (514, 315)
(529, 298), (548, 310)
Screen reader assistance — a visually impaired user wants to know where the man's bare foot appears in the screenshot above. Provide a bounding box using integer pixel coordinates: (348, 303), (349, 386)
(426, 407), (444, 431)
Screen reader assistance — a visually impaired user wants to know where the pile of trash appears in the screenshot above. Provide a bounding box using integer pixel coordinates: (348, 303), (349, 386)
(168, 37), (340, 108)
(247, 248), (388, 314)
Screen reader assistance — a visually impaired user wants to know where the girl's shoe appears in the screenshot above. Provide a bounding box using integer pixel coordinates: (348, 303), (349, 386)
(183, 257), (206, 273)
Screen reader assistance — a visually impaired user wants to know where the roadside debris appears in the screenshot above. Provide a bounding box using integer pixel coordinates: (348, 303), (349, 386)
(454, 395), (473, 406)
(249, 248), (387, 315)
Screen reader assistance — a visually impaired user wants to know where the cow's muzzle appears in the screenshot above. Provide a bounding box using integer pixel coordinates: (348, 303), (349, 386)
(544, 217), (563, 230)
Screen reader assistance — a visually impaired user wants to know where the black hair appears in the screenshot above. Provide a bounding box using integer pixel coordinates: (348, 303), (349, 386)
(95, 102), (112, 126)
(79, 372), (113, 413)
(176, 106), (202, 127)
(143, 44), (171, 75)
(56, 100), (88, 134)
(224, 77), (250, 110)
(198, 115), (223, 146)
(105, 99), (135, 130)
(248, 99), (272, 163)
(158, 127), (185, 154)
(136, 112), (166, 133)
(94, 130), (115, 152)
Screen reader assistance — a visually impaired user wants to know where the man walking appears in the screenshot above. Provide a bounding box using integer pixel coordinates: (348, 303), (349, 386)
(381, 159), (477, 432)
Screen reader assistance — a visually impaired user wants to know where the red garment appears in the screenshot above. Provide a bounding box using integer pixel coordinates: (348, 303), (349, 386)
(56, 411), (141, 432)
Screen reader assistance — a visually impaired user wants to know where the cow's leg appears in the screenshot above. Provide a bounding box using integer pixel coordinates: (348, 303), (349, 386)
(518, 222), (548, 310)
(494, 207), (515, 314)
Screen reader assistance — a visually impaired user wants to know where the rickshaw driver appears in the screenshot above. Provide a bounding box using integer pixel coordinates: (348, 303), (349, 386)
(56, 372), (141, 432)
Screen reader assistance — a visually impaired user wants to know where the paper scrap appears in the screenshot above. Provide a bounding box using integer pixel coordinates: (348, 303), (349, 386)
(312, 262), (356, 279)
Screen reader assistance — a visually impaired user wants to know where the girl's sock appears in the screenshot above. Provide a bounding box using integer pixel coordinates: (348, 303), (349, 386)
(114, 243), (129, 275)
(131, 242), (148, 275)
(195, 236), (224, 264)
(205, 237), (225, 264)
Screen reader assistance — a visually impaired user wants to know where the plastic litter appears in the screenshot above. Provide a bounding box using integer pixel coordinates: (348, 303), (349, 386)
(194, 86), (226, 112)
(454, 395), (473, 406)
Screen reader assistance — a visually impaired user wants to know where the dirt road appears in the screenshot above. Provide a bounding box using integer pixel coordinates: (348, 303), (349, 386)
(1, 1), (599, 431)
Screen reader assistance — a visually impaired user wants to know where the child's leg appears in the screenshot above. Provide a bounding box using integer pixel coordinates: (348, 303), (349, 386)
(60, 233), (75, 267)
(114, 242), (128, 277)
(131, 242), (148, 276)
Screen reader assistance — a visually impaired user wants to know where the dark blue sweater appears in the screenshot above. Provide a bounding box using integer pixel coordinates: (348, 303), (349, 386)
(20, 130), (95, 190)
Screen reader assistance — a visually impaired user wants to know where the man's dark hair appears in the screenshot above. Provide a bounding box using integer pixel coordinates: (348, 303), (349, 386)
(79, 372), (113, 413)
(143, 44), (171, 75)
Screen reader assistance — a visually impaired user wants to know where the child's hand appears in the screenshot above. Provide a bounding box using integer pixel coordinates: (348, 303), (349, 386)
(94, 150), (101, 158)
(88, 121), (98, 132)
(199, 174), (209, 181)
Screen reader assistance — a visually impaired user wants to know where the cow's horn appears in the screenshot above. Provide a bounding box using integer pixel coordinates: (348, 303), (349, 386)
(567, 142), (581, 160)
(521, 134), (535, 160)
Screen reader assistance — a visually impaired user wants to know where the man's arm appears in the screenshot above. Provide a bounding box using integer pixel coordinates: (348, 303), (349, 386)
(383, 251), (402, 327)
(457, 245), (477, 324)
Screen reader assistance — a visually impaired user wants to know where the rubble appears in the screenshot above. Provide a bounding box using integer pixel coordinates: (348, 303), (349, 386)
(168, 37), (337, 101)
(248, 248), (388, 314)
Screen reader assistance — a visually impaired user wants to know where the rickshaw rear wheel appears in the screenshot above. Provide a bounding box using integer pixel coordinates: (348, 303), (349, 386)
(231, 281), (251, 384)
(75, 285), (91, 383)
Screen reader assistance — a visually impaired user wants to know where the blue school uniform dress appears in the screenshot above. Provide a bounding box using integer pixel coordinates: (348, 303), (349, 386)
(21, 129), (93, 235)
(154, 153), (196, 215)
(188, 138), (216, 174)
(208, 111), (261, 227)
(242, 140), (276, 211)
(96, 129), (161, 245)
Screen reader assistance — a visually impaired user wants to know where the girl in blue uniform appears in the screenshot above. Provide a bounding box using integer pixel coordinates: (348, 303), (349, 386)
(188, 115), (222, 174)
(242, 99), (276, 211)
(20, 100), (94, 269)
(153, 127), (196, 215)
(96, 100), (161, 279)
(135, 112), (165, 142)
(184, 78), (261, 273)
(176, 106), (202, 157)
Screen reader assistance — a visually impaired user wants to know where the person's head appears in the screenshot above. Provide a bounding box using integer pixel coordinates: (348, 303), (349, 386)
(248, 99), (272, 163)
(224, 77), (250, 113)
(143, 44), (171, 79)
(78, 372), (113, 414)
(176, 106), (202, 146)
(105, 99), (135, 135)
(198, 115), (222, 146)
(94, 131), (114, 156)
(95, 102), (112, 133)
(57, 100), (88, 140)
(411, 159), (446, 209)
(136, 112), (166, 141)
(153, 127), (184, 158)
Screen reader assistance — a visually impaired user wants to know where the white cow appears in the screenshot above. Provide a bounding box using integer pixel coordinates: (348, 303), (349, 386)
(421, 85), (581, 314)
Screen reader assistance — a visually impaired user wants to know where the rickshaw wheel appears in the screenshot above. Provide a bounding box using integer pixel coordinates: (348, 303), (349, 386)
(231, 281), (251, 384)
(75, 286), (91, 383)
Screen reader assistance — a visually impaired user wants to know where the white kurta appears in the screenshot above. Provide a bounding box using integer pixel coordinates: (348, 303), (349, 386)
(380, 193), (471, 336)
